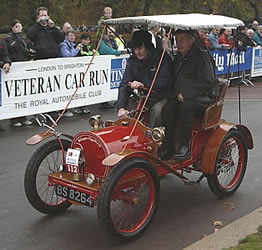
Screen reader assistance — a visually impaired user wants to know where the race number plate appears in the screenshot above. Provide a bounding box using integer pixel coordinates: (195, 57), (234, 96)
(55, 185), (94, 207)
(66, 148), (80, 173)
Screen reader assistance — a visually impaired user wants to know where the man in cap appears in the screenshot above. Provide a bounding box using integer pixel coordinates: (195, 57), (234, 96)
(161, 29), (216, 160)
(117, 30), (173, 128)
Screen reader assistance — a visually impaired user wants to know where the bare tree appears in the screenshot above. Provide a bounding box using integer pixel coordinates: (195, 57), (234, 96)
(247, 0), (261, 22)
(143, 0), (153, 15)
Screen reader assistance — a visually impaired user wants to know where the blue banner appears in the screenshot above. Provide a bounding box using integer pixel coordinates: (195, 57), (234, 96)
(210, 47), (253, 75)
(110, 57), (128, 89)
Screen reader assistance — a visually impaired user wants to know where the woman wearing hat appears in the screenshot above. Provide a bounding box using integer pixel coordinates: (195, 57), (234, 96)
(117, 30), (173, 128)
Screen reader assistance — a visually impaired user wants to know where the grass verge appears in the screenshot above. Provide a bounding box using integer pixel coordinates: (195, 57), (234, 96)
(225, 225), (262, 250)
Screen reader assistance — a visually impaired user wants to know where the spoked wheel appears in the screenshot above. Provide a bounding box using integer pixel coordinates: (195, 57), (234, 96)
(97, 158), (160, 239)
(24, 139), (72, 214)
(207, 129), (248, 197)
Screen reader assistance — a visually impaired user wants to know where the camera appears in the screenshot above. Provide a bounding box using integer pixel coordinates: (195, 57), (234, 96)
(25, 48), (37, 59)
(39, 16), (49, 22)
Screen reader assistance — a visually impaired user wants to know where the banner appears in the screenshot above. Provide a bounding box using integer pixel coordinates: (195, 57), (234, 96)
(0, 47), (261, 121)
(210, 47), (253, 75)
(251, 46), (262, 77)
(0, 55), (128, 120)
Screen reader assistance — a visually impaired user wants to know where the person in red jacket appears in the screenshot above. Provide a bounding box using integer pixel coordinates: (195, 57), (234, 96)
(218, 28), (233, 49)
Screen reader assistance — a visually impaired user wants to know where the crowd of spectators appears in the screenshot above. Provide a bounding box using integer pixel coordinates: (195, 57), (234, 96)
(196, 20), (260, 52)
(1, 6), (262, 131)
(0, 6), (126, 130)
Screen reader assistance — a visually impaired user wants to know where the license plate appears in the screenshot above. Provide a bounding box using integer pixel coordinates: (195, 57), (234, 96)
(55, 185), (94, 207)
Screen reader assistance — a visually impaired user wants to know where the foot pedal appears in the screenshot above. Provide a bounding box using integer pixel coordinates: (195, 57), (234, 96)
(184, 174), (206, 186)
(197, 174), (206, 183)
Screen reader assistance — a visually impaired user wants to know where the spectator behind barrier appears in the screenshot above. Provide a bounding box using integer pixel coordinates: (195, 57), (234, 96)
(98, 27), (121, 56)
(0, 40), (11, 71)
(59, 30), (81, 57)
(0, 39), (11, 132)
(62, 22), (72, 36)
(157, 28), (175, 57)
(26, 6), (64, 59)
(218, 28), (234, 50)
(6, 19), (35, 62)
(73, 32), (97, 115)
(98, 26), (120, 109)
(5, 19), (33, 127)
(248, 20), (259, 32)
(78, 33), (99, 56)
(234, 26), (257, 51)
(209, 28), (229, 49)
(253, 25), (262, 46)
(96, 6), (112, 38)
(148, 23), (162, 50)
(246, 29), (257, 46)
(198, 29), (211, 49)
(115, 34), (125, 51)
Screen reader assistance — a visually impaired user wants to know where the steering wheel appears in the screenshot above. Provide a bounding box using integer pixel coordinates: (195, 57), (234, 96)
(126, 84), (159, 99)
(138, 85), (158, 96)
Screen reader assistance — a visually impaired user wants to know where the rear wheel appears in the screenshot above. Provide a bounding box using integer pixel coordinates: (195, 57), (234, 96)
(24, 139), (72, 214)
(207, 129), (248, 197)
(97, 158), (160, 239)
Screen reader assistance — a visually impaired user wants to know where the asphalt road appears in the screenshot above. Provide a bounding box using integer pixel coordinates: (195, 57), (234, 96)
(1, 97), (262, 250)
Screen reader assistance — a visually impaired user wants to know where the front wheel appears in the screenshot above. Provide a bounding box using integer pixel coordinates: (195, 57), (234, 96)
(207, 129), (248, 197)
(97, 158), (160, 239)
(24, 139), (72, 214)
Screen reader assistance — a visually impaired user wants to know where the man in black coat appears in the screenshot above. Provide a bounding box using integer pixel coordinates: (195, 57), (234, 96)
(0, 39), (11, 131)
(117, 30), (173, 128)
(0, 39), (11, 73)
(26, 6), (64, 60)
(161, 30), (216, 160)
(234, 26), (256, 51)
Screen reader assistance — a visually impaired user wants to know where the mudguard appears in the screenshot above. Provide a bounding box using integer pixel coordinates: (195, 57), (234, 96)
(201, 121), (253, 174)
(102, 150), (187, 181)
(26, 131), (73, 145)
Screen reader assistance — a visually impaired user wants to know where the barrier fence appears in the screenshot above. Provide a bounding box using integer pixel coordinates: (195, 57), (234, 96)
(1, 47), (262, 120)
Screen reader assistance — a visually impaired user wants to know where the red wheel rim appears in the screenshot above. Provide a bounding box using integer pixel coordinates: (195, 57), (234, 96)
(36, 150), (67, 206)
(110, 168), (155, 233)
(216, 136), (244, 190)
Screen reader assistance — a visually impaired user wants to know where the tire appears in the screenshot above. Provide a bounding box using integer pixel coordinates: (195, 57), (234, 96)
(97, 158), (160, 239)
(207, 129), (248, 197)
(24, 139), (72, 214)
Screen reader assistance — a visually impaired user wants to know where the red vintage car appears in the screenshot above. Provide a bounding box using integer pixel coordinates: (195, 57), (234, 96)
(24, 14), (253, 239)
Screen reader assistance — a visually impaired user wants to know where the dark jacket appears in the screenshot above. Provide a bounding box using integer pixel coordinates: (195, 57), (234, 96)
(0, 39), (11, 68)
(26, 23), (64, 59)
(5, 32), (30, 62)
(234, 32), (256, 51)
(117, 49), (173, 110)
(173, 44), (215, 100)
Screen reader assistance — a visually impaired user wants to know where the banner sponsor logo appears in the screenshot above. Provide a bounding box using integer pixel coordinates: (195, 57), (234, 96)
(210, 47), (252, 75)
(110, 57), (128, 89)
(251, 47), (262, 77)
(254, 48), (262, 70)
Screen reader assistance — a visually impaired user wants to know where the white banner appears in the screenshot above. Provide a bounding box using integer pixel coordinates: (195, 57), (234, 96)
(0, 54), (129, 120)
(251, 46), (262, 77)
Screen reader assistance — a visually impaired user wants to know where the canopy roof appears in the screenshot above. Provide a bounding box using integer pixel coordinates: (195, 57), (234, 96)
(104, 13), (244, 30)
